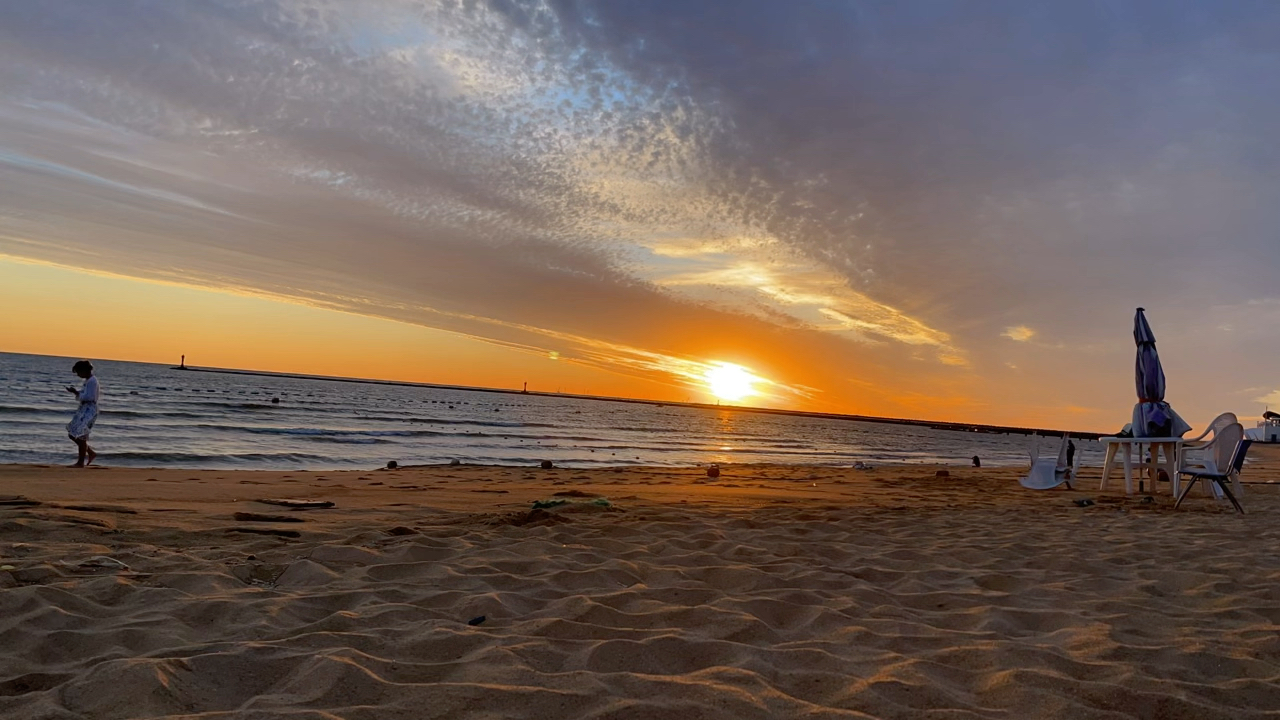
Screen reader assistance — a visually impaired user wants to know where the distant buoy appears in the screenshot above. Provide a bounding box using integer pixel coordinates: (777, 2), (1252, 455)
(706, 464), (720, 478)
(540, 460), (554, 469)
(271, 397), (280, 404)
(386, 460), (399, 470)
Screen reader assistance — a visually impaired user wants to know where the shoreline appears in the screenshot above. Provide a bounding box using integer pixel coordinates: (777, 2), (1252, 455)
(4, 440), (1277, 483)
(0, 456), (1076, 473)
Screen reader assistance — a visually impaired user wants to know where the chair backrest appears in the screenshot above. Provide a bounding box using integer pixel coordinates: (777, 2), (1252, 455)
(1228, 439), (1253, 475)
(1028, 436), (1069, 467)
(1188, 412), (1238, 444)
(1213, 423), (1244, 471)
(1208, 412), (1238, 437)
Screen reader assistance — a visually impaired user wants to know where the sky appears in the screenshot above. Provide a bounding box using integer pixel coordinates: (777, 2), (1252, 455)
(1, 1), (1278, 431)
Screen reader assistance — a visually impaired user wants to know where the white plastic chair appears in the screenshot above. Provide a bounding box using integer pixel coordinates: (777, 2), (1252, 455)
(1177, 423), (1245, 505)
(1019, 435), (1074, 490)
(1179, 412), (1237, 472)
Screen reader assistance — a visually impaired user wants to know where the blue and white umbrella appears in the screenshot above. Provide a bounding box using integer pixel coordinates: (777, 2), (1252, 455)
(1131, 307), (1191, 437)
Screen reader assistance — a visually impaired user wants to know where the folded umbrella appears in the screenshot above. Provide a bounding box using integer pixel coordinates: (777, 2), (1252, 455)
(1131, 307), (1191, 438)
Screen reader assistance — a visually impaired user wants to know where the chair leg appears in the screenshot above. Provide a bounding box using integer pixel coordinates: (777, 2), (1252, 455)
(1215, 478), (1245, 514)
(1174, 477), (1199, 509)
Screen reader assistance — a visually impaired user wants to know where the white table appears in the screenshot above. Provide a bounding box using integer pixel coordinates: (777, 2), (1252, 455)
(1099, 437), (1183, 495)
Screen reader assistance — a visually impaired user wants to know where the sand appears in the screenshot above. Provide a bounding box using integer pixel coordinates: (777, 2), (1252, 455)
(2, 446), (1280, 719)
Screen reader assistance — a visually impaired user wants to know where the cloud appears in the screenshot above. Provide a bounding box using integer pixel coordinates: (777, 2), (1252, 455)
(651, 251), (958, 356)
(1, 1), (1279, 426)
(1002, 326), (1037, 342)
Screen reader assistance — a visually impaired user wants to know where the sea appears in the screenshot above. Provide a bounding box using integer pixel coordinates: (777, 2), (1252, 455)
(0, 352), (1101, 470)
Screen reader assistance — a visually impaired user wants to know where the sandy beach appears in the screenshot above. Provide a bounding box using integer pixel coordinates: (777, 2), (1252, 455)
(2, 447), (1280, 719)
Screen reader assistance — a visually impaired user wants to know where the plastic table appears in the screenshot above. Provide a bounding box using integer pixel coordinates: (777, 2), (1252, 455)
(1099, 437), (1183, 495)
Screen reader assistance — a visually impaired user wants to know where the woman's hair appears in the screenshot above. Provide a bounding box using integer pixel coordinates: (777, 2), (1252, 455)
(72, 360), (94, 374)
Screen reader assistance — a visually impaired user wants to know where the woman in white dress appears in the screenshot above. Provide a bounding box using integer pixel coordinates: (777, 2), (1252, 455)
(65, 360), (99, 467)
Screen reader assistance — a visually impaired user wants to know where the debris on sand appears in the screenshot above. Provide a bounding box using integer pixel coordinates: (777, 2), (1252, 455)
(227, 527), (302, 538)
(256, 499), (335, 509)
(59, 556), (130, 573)
(531, 497), (612, 510)
(233, 512), (305, 523)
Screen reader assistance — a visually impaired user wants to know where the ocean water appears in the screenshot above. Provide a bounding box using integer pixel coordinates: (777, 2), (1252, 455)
(0, 352), (1099, 470)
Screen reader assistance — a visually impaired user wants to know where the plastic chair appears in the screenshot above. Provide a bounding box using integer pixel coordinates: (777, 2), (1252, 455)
(1179, 412), (1237, 472)
(1175, 428), (1248, 513)
(1019, 435), (1074, 490)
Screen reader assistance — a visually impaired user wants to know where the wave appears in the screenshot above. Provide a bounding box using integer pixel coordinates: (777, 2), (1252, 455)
(395, 417), (559, 429)
(267, 432), (398, 445)
(189, 425), (441, 439)
(100, 410), (209, 419)
(292, 411), (551, 428)
(3, 405), (291, 420)
(592, 425), (687, 434)
(100, 450), (334, 465)
(115, 399), (287, 412)
(0, 404), (57, 416)
(171, 401), (282, 411)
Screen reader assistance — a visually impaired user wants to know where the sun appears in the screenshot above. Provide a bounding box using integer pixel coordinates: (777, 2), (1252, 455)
(703, 362), (759, 402)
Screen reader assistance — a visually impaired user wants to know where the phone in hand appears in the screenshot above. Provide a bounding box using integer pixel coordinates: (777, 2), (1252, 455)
(66, 385), (78, 393)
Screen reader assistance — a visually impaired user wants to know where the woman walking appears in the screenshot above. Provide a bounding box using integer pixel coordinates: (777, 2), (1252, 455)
(65, 360), (99, 467)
